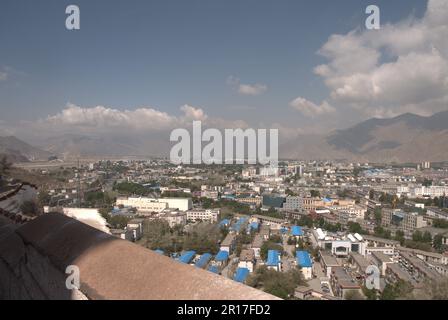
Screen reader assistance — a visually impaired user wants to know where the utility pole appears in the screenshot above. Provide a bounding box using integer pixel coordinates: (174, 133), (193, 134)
(77, 158), (81, 207)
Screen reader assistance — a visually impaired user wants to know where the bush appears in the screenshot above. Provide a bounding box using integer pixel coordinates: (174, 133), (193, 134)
(247, 266), (306, 299)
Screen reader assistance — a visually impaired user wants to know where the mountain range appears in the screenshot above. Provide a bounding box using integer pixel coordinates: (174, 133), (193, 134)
(282, 110), (448, 162)
(0, 136), (52, 162)
(2, 110), (448, 163)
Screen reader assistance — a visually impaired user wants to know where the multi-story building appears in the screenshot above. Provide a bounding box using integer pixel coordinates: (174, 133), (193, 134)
(301, 197), (324, 211)
(155, 209), (187, 227)
(186, 209), (220, 222)
(381, 208), (426, 238)
(283, 196), (303, 211)
(330, 266), (361, 298)
(410, 186), (448, 198)
(235, 195), (262, 207)
(116, 197), (192, 213)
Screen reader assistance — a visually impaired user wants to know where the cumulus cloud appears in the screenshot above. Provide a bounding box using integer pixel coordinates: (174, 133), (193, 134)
(46, 103), (180, 131)
(289, 97), (336, 117)
(30, 102), (249, 137)
(227, 76), (267, 96)
(180, 104), (208, 121)
(311, 0), (448, 117)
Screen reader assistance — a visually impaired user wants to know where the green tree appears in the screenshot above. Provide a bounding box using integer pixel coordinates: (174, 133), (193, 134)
(433, 234), (444, 251)
(422, 231), (432, 243)
(433, 219), (448, 229)
(348, 222), (363, 234)
(310, 190), (320, 198)
(362, 286), (377, 300)
(394, 230), (405, 244)
(374, 208), (382, 224)
(247, 266), (306, 299)
(344, 290), (364, 300)
(380, 280), (413, 300)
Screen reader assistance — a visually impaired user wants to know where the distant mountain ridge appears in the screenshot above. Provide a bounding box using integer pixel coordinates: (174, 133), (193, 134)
(0, 136), (52, 161)
(3, 110), (448, 163)
(326, 111), (448, 154)
(281, 110), (448, 162)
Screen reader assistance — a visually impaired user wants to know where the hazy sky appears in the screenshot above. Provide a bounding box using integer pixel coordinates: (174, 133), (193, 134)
(1, 0), (446, 143)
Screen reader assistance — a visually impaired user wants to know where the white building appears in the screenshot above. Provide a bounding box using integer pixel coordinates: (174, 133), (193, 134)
(410, 186), (448, 199)
(116, 197), (192, 213)
(126, 218), (144, 241)
(238, 249), (256, 273)
(186, 209), (220, 222)
(155, 209), (187, 227)
(312, 228), (366, 257)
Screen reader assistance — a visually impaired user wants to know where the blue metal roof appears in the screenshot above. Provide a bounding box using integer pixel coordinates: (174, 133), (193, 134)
(178, 250), (196, 264)
(208, 265), (219, 274)
(234, 267), (250, 283)
(230, 217), (248, 232)
(291, 225), (303, 236)
(219, 219), (230, 227)
(296, 251), (312, 268)
(215, 250), (229, 261)
(323, 197), (332, 203)
(266, 250), (280, 266)
(248, 222), (259, 232)
(195, 253), (212, 269)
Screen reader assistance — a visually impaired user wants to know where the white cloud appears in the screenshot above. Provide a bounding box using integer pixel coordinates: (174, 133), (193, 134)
(227, 75), (267, 95)
(312, 0), (448, 117)
(289, 97), (336, 117)
(180, 104), (208, 121)
(42, 103), (215, 135)
(238, 83), (267, 96)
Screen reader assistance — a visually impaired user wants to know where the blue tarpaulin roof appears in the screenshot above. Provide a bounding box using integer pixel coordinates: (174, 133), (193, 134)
(296, 251), (312, 268)
(154, 249), (164, 255)
(195, 253), (212, 268)
(266, 250), (280, 266)
(234, 268), (250, 283)
(178, 250), (196, 264)
(215, 250), (229, 261)
(280, 226), (288, 234)
(208, 265), (219, 274)
(291, 225), (303, 236)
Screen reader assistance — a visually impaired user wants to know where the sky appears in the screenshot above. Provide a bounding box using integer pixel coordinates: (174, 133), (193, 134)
(0, 0), (447, 146)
